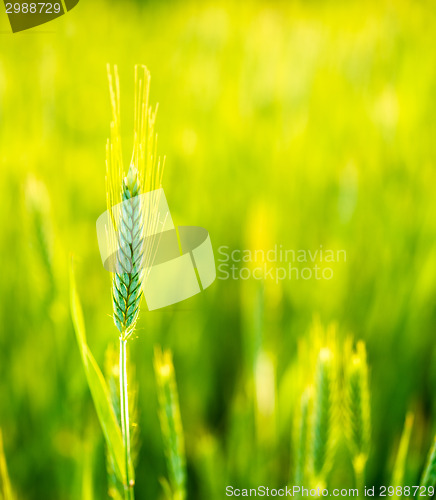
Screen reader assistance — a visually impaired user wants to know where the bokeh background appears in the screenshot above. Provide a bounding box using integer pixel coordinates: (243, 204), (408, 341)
(1, 0), (436, 498)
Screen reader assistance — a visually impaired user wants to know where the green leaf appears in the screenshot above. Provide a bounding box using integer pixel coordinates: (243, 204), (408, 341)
(158, 478), (173, 500)
(81, 439), (95, 500)
(0, 429), (14, 500)
(391, 412), (414, 487)
(70, 260), (132, 486)
(421, 436), (436, 488)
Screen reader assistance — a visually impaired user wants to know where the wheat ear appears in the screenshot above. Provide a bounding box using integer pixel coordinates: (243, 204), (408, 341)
(112, 165), (145, 337)
(392, 412), (414, 490)
(154, 346), (187, 500)
(344, 341), (371, 491)
(310, 347), (337, 487)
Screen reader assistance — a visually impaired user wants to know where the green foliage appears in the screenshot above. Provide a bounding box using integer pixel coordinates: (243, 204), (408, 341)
(420, 438), (436, 489)
(2, 1), (436, 498)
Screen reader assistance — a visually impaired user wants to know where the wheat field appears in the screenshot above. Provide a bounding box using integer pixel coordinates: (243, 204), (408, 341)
(1, 0), (436, 498)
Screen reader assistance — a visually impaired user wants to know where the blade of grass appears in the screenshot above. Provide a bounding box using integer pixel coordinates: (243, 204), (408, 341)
(294, 387), (313, 486)
(81, 439), (95, 500)
(392, 412), (414, 487)
(421, 436), (436, 488)
(70, 259), (133, 486)
(0, 429), (13, 500)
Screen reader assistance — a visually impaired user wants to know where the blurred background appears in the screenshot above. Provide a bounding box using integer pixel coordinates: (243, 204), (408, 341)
(1, 0), (436, 498)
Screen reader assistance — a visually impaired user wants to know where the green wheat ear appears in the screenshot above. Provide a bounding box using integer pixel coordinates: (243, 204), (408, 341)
(112, 165), (145, 337)
(294, 387), (313, 486)
(154, 346), (187, 500)
(421, 437), (436, 488)
(310, 347), (338, 487)
(106, 64), (164, 340)
(344, 340), (371, 490)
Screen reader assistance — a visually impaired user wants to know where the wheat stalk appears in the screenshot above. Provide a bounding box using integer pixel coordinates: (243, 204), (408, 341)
(105, 344), (140, 500)
(105, 64), (164, 500)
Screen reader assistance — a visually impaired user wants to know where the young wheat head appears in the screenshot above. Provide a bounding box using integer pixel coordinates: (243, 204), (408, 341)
(294, 387), (313, 486)
(154, 346), (187, 500)
(106, 65), (165, 340)
(311, 347), (337, 485)
(344, 340), (371, 477)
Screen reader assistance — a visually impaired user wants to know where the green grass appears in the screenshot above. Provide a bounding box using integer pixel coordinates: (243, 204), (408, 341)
(0, 429), (14, 500)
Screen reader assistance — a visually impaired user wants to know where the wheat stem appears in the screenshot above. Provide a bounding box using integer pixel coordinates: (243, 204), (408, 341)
(120, 337), (134, 500)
